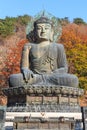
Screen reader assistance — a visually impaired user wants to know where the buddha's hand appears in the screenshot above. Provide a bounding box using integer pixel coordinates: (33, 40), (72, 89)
(21, 68), (34, 82)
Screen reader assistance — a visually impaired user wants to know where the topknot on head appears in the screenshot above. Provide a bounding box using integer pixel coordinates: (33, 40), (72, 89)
(34, 15), (53, 28)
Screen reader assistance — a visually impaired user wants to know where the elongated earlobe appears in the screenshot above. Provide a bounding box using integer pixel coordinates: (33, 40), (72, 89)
(50, 29), (54, 42)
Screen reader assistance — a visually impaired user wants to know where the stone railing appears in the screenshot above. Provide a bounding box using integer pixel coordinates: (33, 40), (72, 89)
(6, 104), (81, 112)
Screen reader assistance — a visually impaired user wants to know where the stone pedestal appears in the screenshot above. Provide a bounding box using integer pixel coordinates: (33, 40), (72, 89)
(3, 85), (84, 129)
(0, 106), (6, 130)
(3, 85), (83, 107)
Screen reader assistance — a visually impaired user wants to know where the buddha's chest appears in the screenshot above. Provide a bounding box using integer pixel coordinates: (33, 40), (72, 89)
(29, 45), (58, 72)
(30, 46), (49, 59)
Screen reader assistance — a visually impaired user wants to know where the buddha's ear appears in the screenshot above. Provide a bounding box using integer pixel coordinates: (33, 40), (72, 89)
(50, 28), (54, 42)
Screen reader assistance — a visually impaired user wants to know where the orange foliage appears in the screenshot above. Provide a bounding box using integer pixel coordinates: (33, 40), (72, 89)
(6, 39), (28, 73)
(60, 23), (87, 49)
(1, 39), (28, 87)
(59, 23), (87, 89)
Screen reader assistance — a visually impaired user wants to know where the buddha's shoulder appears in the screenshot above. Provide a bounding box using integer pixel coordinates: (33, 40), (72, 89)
(51, 43), (64, 48)
(24, 42), (64, 49)
(23, 43), (35, 48)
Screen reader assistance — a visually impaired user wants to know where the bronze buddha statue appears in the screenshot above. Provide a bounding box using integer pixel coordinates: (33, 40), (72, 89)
(9, 16), (78, 88)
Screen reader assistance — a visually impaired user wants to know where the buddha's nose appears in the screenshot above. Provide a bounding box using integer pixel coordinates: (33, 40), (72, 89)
(41, 27), (45, 33)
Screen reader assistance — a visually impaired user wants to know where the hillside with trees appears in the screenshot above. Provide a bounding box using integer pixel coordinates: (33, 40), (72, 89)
(0, 15), (87, 105)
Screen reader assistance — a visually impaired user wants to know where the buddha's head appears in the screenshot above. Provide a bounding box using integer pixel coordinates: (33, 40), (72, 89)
(26, 12), (62, 43)
(33, 16), (54, 42)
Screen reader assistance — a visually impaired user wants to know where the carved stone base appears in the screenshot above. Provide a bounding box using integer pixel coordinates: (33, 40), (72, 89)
(2, 85), (84, 107)
(7, 95), (80, 107)
(4, 85), (84, 129)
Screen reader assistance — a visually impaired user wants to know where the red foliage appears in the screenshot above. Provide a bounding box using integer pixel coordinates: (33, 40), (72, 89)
(60, 23), (87, 47)
(0, 39), (28, 87)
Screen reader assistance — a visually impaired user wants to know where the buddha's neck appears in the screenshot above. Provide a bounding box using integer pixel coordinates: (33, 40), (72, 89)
(37, 41), (51, 47)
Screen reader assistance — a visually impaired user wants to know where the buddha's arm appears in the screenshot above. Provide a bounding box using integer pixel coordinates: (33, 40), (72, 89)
(21, 43), (30, 69)
(21, 43), (33, 81)
(53, 44), (68, 74)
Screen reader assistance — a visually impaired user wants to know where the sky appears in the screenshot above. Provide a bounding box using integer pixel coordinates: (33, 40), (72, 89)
(0, 0), (87, 22)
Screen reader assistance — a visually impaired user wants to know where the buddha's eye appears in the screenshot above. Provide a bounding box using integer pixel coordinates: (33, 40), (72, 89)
(45, 27), (49, 30)
(37, 27), (41, 30)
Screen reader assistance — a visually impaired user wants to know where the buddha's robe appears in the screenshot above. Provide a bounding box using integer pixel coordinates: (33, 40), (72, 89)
(9, 43), (78, 87)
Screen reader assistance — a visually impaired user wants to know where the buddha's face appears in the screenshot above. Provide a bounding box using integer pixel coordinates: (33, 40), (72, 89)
(35, 23), (53, 42)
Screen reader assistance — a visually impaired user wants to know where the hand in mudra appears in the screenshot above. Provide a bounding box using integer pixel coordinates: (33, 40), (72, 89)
(21, 68), (34, 82)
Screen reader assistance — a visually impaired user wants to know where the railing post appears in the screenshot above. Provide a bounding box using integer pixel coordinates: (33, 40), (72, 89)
(81, 107), (85, 130)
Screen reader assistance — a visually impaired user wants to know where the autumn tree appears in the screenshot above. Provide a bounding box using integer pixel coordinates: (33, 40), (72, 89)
(59, 23), (87, 89)
(1, 39), (28, 87)
(73, 18), (86, 25)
